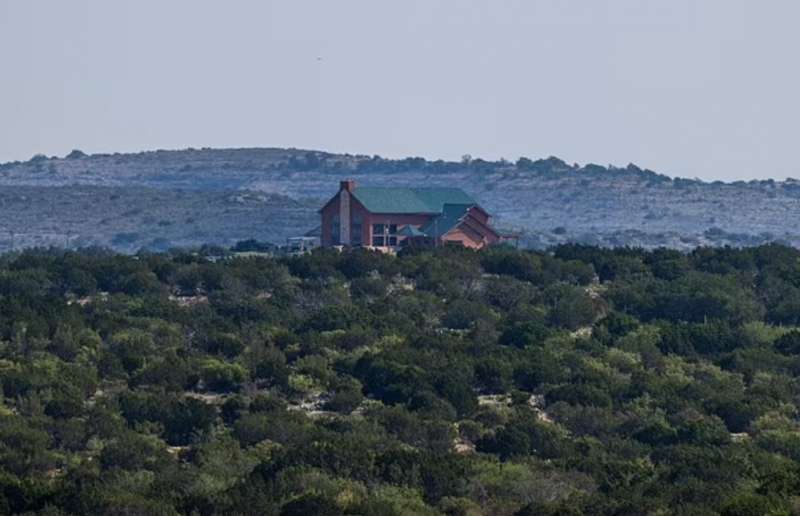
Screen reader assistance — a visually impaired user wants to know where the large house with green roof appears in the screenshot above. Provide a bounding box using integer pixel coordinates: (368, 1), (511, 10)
(320, 180), (500, 250)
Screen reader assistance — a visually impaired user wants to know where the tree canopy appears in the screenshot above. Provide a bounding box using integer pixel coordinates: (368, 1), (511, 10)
(1, 244), (800, 514)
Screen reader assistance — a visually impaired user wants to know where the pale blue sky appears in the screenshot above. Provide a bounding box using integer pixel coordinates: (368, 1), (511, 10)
(1, 1), (798, 180)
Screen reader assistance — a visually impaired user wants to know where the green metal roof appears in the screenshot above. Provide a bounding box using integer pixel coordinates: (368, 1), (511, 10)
(420, 204), (473, 238)
(398, 225), (427, 237)
(351, 187), (476, 214)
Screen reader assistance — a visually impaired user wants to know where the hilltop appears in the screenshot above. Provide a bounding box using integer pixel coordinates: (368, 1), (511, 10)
(1, 147), (799, 251)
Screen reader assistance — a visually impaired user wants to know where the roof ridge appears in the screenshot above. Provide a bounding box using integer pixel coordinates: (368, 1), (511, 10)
(351, 185), (476, 214)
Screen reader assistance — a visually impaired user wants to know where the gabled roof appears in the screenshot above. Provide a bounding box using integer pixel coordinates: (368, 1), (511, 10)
(420, 204), (474, 237)
(351, 187), (476, 214)
(398, 225), (427, 237)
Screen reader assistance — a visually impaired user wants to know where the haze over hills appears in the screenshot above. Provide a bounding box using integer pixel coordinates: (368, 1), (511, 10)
(1, 147), (798, 252)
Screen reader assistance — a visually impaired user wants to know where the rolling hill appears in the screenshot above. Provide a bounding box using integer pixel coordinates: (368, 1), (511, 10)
(1, 147), (798, 251)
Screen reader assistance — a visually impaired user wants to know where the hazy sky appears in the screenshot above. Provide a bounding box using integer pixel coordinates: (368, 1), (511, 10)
(1, 1), (798, 180)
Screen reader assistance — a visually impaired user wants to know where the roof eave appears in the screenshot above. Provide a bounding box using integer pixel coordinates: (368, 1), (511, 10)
(364, 211), (440, 215)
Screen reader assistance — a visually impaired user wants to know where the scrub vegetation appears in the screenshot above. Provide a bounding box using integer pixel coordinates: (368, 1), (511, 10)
(2, 244), (800, 514)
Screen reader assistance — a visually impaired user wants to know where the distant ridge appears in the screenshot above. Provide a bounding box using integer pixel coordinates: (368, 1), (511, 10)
(4, 146), (797, 185)
(0, 146), (799, 251)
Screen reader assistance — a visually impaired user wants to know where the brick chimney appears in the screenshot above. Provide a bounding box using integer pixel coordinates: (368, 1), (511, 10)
(339, 180), (354, 245)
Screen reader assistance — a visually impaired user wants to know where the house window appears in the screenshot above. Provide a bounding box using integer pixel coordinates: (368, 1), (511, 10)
(331, 215), (340, 245)
(371, 223), (398, 247)
(352, 214), (362, 246)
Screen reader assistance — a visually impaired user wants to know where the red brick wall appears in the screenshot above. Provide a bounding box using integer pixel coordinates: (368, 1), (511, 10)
(320, 193), (339, 247)
(321, 192), (434, 247)
(352, 199), (372, 245)
(364, 213), (432, 246)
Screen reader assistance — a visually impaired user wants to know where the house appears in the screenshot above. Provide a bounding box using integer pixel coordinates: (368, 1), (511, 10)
(320, 180), (500, 250)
